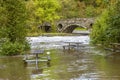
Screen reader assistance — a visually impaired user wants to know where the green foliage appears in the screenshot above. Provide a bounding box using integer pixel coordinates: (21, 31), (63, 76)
(0, 39), (30, 56)
(0, 0), (27, 43)
(34, 0), (60, 22)
(26, 0), (61, 33)
(90, 10), (109, 44)
(0, 0), (30, 55)
(59, 0), (83, 18)
(90, 0), (120, 46)
(85, 5), (96, 17)
(59, 0), (117, 19)
(106, 0), (120, 43)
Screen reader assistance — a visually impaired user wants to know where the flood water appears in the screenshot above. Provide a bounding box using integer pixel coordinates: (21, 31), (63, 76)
(0, 36), (120, 80)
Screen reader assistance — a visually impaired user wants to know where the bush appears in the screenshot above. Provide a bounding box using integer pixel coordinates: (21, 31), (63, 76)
(90, 9), (109, 45)
(0, 40), (30, 56)
(90, 1), (120, 46)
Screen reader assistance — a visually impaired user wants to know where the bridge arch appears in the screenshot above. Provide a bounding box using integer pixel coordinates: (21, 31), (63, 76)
(63, 25), (86, 33)
(57, 24), (63, 31)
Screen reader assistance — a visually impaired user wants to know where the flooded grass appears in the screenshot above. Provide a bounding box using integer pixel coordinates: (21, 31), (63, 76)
(0, 36), (120, 80)
(0, 49), (120, 80)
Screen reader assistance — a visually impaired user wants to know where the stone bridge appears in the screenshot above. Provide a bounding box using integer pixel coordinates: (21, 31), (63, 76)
(56, 18), (95, 33)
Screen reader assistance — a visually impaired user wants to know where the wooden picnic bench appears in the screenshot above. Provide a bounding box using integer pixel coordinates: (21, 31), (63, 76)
(23, 50), (51, 65)
(62, 42), (84, 50)
(63, 44), (76, 50)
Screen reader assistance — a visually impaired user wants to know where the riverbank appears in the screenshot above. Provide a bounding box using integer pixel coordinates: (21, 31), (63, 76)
(27, 30), (90, 37)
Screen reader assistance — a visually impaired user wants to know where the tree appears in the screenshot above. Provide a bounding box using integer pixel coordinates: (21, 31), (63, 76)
(90, 0), (120, 46)
(0, 0), (27, 43)
(26, 0), (61, 33)
(0, 0), (29, 55)
(106, 0), (120, 43)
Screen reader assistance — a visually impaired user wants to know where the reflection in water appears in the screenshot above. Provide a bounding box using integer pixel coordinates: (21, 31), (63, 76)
(31, 68), (43, 79)
(0, 36), (120, 80)
(32, 68), (43, 74)
(0, 56), (30, 80)
(32, 60), (50, 74)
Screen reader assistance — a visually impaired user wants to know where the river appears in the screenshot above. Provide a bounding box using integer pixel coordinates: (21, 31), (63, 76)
(0, 35), (120, 80)
(27, 36), (89, 49)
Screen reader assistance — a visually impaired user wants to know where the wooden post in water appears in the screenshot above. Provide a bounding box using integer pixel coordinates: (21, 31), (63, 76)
(35, 54), (39, 69)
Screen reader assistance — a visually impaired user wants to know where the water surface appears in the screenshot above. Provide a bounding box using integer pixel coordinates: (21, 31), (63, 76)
(0, 36), (120, 80)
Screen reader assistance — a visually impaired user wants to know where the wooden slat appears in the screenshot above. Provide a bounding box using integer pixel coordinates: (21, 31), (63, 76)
(25, 59), (48, 63)
(30, 49), (44, 54)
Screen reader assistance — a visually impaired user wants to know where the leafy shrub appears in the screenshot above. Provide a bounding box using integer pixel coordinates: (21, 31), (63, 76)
(90, 9), (109, 45)
(0, 40), (30, 56)
(90, 0), (120, 46)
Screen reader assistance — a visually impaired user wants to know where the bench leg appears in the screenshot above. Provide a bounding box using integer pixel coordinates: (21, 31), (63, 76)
(63, 46), (65, 50)
(36, 54), (39, 69)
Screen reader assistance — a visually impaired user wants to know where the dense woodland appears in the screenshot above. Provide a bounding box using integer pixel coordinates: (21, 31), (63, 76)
(0, 0), (119, 55)
(59, 0), (115, 18)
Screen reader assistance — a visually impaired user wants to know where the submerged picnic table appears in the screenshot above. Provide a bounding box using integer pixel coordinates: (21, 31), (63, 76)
(62, 41), (83, 50)
(23, 50), (51, 65)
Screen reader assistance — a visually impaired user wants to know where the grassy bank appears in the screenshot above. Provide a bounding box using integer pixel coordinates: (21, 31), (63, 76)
(27, 32), (87, 37)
